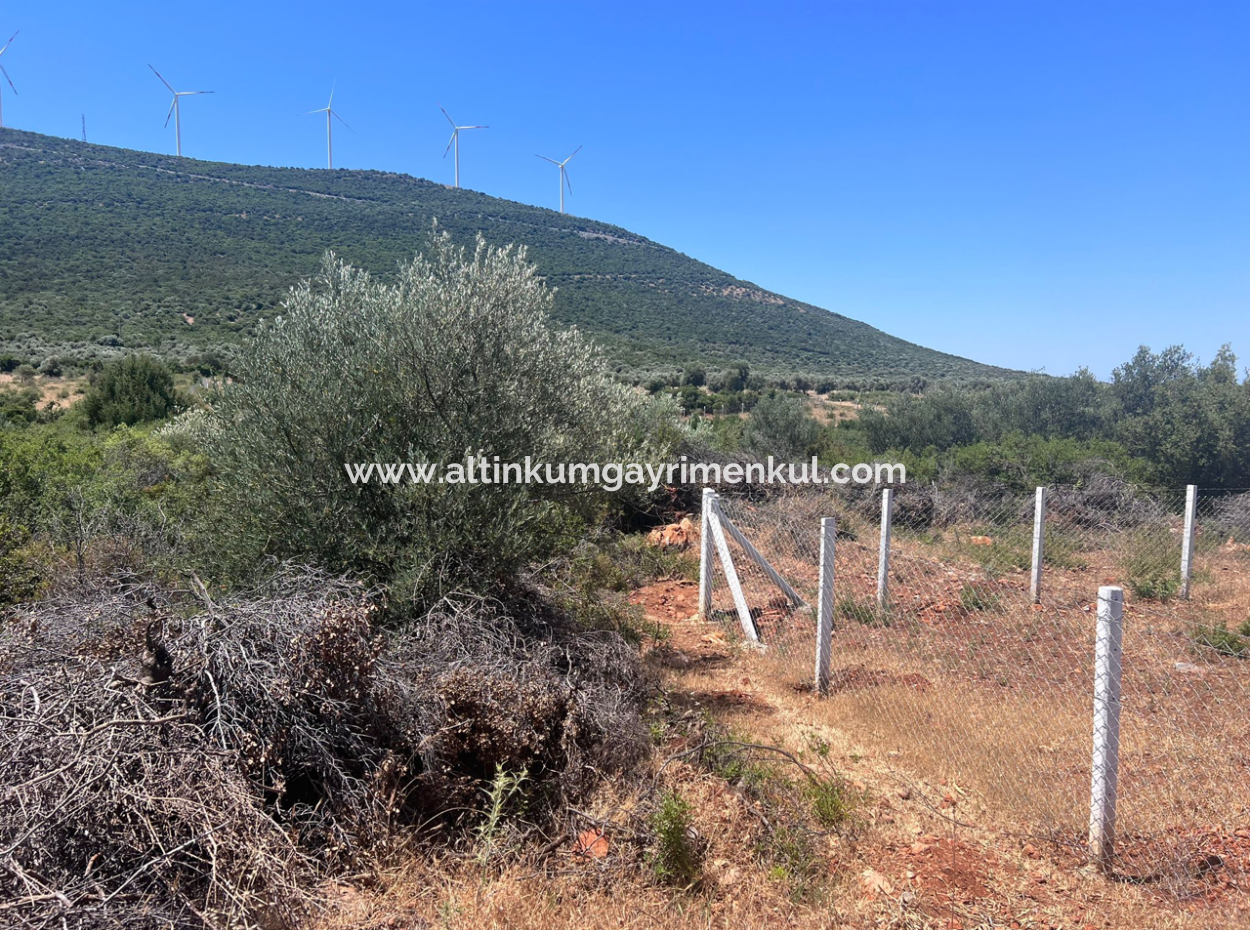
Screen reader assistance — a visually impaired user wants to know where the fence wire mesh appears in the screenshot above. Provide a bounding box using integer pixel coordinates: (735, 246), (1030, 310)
(701, 480), (1250, 905)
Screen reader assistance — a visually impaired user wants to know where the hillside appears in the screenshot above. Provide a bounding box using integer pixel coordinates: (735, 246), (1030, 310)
(0, 128), (1015, 381)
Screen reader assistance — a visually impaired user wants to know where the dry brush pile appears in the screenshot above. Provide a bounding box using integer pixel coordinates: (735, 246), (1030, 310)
(0, 567), (647, 929)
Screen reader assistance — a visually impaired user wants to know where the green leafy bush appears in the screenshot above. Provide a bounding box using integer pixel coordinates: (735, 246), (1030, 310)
(647, 791), (702, 886)
(190, 237), (682, 605)
(1191, 624), (1248, 659)
(0, 516), (50, 606)
(82, 354), (180, 428)
(806, 774), (855, 828)
(746, 391), (819, 461)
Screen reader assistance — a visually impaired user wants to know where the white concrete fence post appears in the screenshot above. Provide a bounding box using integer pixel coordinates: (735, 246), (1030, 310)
(698, 487), (715, 618)
(706, 494), (760, 643)
(1180, 484), (1197, 600)
(876, 488), (894, 608)
(815, 516), (836, 694)
(1030, 486), (1047, 603)
(1089, 585), (1124, 873)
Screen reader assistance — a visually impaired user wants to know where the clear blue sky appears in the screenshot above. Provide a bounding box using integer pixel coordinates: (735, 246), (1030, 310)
(2, 0), (1247, 378)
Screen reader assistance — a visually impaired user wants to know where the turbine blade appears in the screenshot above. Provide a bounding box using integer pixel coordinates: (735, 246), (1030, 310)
(163, 96), (176, 129)
(308, 107), (329, 114)
(0, 30), (18, 57)
(564, 167), (572, 195)
(565, 144), (583, 163)
(536, 154), (560, 165)
(332, 109), (353, 132)
(149, 64), (175, 93)
(443, 130), (456, 158)
(439, 105), (455, 127)
(328, 81), (335, 107)
(0, 64), (14, 95)
(460, 125), (487, 130)
(181, 90), (214, 95)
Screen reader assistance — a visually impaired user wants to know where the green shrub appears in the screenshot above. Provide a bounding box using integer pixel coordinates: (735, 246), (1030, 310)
(806, 775), (854, 829)
(647, 791), (702, 886)
(82, 354), (180, 428)
(0, 517), (50, 606)
(189, 238), (682, 606)
(1121, 531), (1181, 601)
(0, 386), (41, 426)
(761, 824), (823, 903)
(1192, 624), (1248, 659)
(959, 583), (1001, 612)
(746, 391), (819, 461)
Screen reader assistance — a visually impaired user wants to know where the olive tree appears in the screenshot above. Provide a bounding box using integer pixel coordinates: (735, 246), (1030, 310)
(745, 392), (819, 461)
(194, 233), (680, 604)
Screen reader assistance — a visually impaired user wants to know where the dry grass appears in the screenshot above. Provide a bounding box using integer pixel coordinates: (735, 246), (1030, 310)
(317, 573), (1249, 930)
(0, 371), (87, 409)
(696, 489), (1250, 923)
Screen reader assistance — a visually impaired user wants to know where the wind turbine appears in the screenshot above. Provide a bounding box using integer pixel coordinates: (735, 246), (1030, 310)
(536, 146), (582, 214)
(0, 31), (18, 129)
(310, 84), (351, 169)
(439, 105), (486, 189)
(149, 64), (213, 157)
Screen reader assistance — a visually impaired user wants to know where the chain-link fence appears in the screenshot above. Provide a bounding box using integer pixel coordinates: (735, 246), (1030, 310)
(700, 480), (1250, 902)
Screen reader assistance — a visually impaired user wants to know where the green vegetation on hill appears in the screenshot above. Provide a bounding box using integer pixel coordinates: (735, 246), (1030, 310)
(0, 128), (1015, 382)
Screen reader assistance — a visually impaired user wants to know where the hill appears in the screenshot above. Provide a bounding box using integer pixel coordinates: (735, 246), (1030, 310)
(0, 128), (1016, 382)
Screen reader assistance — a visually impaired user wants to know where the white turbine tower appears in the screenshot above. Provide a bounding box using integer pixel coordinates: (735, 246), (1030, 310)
(536, 146), (582, 214)
(310, 84), (351, 169)
(0, 31), (18, 129)
(149, 64), (213, 157)
(439, 105), (486, 189)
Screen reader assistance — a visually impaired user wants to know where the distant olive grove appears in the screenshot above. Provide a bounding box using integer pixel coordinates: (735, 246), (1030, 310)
(668, 346), (1250, 492)
(855, 346), (1250, 489)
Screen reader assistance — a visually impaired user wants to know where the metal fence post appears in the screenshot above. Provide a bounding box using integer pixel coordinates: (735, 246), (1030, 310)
(698, 487), (715, 618)
(1090, 585), (1124, 873)
(1030, 486), (1047, 603)
(876, 488), (893, 608)
(1180, 484), (1197, 600)
(815, 516), (836, 694)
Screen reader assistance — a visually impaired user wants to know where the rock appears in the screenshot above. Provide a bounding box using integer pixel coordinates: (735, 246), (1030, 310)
(646, 518), (696, 551)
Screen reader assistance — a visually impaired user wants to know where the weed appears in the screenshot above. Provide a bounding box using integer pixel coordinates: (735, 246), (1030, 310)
(1042, 528), (1090, 570)
(703, 739), (774, 792)
(644, 619), (672, 644)
(473, 765), (529, 869)
(759, 824), (825, 903)
(959, 583), (1001, 612)
(805, 775), (855, 829)
(1191, 624), (1248, 660)
(1121, 531), (1182, 601)
(806, 734), (831, 759)
(837, 597), (890, 628)
(647, 791), (703, 886)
